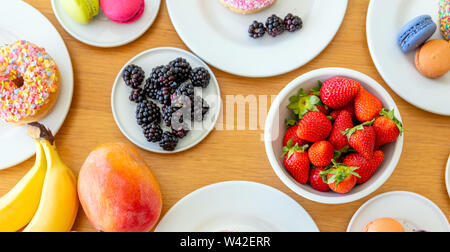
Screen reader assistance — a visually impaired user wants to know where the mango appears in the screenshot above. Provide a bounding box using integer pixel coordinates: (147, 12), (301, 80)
(78, 143), (162, 232)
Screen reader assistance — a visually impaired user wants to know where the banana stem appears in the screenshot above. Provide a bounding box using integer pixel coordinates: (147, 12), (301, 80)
(28, 122), (55, 145)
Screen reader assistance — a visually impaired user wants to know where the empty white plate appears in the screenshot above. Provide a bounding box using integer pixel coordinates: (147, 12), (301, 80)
(155, 181), (319, 232)
(0, 0), (74, 170)
(347, 191), (450, 232)
(51, 0), (161, 47)
(111, 47), (221, 154)
(367, 0), (450, 116)
(166, 0), (348, 77)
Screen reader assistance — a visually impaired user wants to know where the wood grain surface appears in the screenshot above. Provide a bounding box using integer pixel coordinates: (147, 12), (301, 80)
(1, 0), (448, 232)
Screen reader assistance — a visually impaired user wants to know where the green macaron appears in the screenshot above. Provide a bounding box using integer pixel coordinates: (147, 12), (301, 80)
(61, 0), (99, 24)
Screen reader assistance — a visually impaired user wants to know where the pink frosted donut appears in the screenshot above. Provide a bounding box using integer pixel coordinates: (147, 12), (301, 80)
(219, 0), (277, 14)
(0, 40), (60, 126)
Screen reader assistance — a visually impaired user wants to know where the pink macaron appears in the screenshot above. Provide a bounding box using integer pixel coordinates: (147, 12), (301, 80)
(100, 0), (145, 24)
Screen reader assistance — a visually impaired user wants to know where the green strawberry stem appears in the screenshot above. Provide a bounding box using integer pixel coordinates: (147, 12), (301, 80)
(287, 84), (325, 119)
(320, 159), (360, 187)
(380, 108), (404, 135)
(341, 119), (375, 140)
(282, 139), (309, 159)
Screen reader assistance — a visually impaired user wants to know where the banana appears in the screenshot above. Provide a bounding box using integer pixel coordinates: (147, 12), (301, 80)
(0, 141), (47, 232)
(23, 139), (79, 232)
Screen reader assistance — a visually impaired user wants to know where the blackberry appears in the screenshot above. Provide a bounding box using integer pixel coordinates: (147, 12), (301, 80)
(143, 78), (160, 100)
(123, 64), (145, 89)
(162, 105), (173, 127)
(266, 15), (285, 37)
(284, 14), (302, 32)
(159, 132), (178, 151)
(149, 65), (176, 88)
(156, 86), (172, 106)
(129, 88), (147, 103)
(172, 123), (190, 139)
(248, 21), (266, 39)
(143, 123), (163, 143)
(190, 67), (211, 88)
(192, 96), (209, 122)
(136, 100), (161, 126)
(169, 58), (192, 83)
(172, 80), (195, 101)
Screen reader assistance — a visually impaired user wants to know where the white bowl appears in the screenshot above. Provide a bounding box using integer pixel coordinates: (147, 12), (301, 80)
(264, 68), (404, 204)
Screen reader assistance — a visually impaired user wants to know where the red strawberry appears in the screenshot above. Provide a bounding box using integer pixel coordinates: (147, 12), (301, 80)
(343, 150), (385, 184)
(330, 101), (356, 122)
(308, 140), (334, 167)
(282, 142), (310, 184)
(343, 122), (377, 160)
(354, 88), (382, 123)
(309, 167), (330, 192)
(283, 125), (309, 147)
(329, 110), (354, 150)
(373, 109), (404, 148)
(296, 111), (332, 142)
(320, 77), (361, 109)
(321, 160), (360, 194)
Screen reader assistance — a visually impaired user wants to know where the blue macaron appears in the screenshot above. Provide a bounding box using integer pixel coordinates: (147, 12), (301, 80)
(397, 15), (437, 53)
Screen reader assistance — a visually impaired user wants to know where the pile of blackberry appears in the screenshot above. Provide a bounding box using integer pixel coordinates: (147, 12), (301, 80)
(248, 13), (303, 39)
(122, 57), (212, 151)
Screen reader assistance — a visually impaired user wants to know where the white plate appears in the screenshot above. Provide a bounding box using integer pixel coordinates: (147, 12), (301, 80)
(111, 47), (221, 154)
(51, 0), (161, 47)
(347, 191), (450, 232)
(446, 155), (450, 198)
(367, 0), (450, 116)
(166, 0), (348, 77)
(0, 0), (74, 170)
(155, 181), (319, 232)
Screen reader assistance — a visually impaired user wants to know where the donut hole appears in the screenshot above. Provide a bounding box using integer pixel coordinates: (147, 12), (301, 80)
(12, 76), (24, 88)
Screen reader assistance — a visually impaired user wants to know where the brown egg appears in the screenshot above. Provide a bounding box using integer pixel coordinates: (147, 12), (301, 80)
(415, 39), (450, 79)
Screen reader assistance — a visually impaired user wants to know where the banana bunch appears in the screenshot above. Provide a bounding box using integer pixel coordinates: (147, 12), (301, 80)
(0, 123), (78, 232)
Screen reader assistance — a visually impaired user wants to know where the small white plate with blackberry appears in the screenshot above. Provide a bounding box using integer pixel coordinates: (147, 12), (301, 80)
(111, 47), (221, 153)
(166, 0), (348, 77)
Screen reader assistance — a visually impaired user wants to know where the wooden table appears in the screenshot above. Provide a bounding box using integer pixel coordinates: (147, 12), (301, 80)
(1, 0), (449, 232)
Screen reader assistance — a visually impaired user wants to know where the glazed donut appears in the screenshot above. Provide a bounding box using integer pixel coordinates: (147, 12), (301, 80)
(0, 40), (60, 126)
(219, 0), (277, 14)
(439, 0), (450, 41)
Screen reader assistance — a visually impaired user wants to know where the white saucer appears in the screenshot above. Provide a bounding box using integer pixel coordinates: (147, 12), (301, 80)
(166, 0), (348, 77)
(155, 181), (319, 232)
(347, 191), (450, 232)
(0, 0), (74, 170)
(111, 47), (221, 154)
(367, 0), (450, 116)
(51, 0), (161, 47)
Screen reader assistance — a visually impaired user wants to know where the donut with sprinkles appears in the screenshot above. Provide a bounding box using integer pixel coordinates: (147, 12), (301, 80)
(219, 0), (277, 14)
(0, 40), (60, 125)
(439, 0), (450, 41)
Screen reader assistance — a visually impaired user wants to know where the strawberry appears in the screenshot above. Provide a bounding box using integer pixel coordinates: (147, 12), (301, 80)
(288, 87), (326, 119)
(343, 121), (377, 160)
(282, 141), (310, 184)
(373, 109), (404, 148)
(329, 110), (354, 150)
(309, 167), (330, 192)
(330, 101), (356, 122)
(320, 77), (361, 109)
(343, 150), (385, 184)
(308, 140), (334, 167)
(354, 88), (382, 123)
(320, 160), (360, 194)
(283, 124), (309, 147)
(296, 111), (332, 142)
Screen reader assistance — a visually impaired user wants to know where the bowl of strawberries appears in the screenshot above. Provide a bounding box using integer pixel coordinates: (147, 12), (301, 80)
(265, 68), (404, 204)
